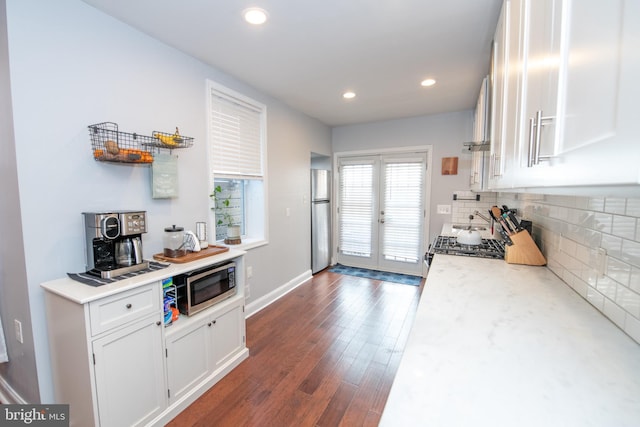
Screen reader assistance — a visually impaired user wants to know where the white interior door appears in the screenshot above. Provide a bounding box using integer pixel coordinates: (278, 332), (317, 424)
(337, 153), (427, 276)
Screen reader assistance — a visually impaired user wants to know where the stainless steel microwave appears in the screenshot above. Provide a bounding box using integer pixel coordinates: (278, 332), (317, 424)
(175, 261), (236, 316)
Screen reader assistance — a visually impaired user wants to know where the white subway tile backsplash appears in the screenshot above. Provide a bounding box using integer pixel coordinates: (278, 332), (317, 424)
(593, 212), (613, 233)
(631, 267), (640, 294)
(596, 276), (618, 300)
(601, 234), (623, 259)
(575, 243), (591, 264)
(606, 258), (631, 287)
(625, 314), (640, 343)
(604, 197), (627, 214)
(498, 193), (640, 344)
(621, 239), (640, 268)
(588, 197), (605, 212)
(583, 267), (598, 287)
(626, 199), (640, 216)
(615, 286), (640, 318)
(603, 298), (627, 329)
(604, 198), (627, 214)
(568, 273), (588, 297)
(451, 190), (497, 227)
(586, 286), (605, 311)
(611, 215), (636, 240)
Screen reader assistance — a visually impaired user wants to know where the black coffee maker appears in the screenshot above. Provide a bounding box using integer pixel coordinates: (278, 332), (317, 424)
(83, 211), (149, 278)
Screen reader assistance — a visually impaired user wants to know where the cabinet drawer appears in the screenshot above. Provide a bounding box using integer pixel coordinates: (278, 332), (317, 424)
(89, 283), (160, 336)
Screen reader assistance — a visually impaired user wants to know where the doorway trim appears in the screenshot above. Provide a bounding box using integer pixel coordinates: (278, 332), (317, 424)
(332, 145), (433, 277)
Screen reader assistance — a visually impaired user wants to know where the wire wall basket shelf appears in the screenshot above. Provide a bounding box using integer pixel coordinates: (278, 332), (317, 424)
(88, 122), (193, 164)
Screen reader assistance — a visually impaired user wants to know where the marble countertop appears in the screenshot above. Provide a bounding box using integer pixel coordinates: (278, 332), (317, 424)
(40, 248), (245, 304)
(380, 255), (640, 427)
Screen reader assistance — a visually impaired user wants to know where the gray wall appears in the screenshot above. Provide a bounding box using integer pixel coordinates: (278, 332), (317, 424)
(0, 0), (38, 403)
(332, 111), (474, 243)
(3, 0), (331, 402)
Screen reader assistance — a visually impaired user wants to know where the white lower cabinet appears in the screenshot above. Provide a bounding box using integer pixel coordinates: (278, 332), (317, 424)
(44, 282), (166, 427)
(166, 299), (245, 404)
(92, 314), (166, 427)
(43, 255), (248, 427)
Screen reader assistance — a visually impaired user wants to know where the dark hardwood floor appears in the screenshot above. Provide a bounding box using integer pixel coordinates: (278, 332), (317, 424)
(167, 269), (423, 427)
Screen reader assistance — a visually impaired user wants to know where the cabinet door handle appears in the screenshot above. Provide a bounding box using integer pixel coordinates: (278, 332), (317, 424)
(208, 322), (212, 327)
(532, 110), (554, 166)
(528, 116), (536, 167)
(156, 321), (161, 326)
(534, 110), (543, 165)
(212, 320), (217, 325)
(126, 303), (132, 309)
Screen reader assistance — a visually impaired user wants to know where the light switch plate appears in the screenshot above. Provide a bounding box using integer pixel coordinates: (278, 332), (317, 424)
(14, 319), (23, 344)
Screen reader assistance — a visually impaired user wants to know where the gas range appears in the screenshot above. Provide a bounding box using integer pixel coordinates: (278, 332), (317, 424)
(425, 235), (505, 266)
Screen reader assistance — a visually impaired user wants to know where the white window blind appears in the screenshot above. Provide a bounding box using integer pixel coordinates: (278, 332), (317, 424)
(339, 163), (374, 257)
(382, 161), (423, 263)
(209, 86), (264, 178)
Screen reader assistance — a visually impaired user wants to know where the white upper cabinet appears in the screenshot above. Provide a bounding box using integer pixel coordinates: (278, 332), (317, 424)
(515, 0), (563, 179)
(470, 76), (489, 191)
(489, 0), (640, 191)
(489, 0), (523, 190)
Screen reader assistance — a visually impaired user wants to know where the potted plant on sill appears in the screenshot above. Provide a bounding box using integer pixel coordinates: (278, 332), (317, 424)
(210, 184), (242, 245)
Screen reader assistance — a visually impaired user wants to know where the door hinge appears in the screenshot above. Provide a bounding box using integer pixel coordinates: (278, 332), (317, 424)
(92, 353), (95, 365)
(243, 335), (246, 344)
(165, 348), (168, 358)
(168, 389), (171, 399)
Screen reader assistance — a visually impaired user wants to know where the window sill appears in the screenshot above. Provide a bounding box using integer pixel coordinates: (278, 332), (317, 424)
(215, 237), (268, 252)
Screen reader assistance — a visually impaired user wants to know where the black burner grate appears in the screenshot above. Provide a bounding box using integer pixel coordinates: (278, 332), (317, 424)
(426, 235), (505, 265)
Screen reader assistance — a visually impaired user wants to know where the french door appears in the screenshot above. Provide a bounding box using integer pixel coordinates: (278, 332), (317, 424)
(336, 153), (427, 276)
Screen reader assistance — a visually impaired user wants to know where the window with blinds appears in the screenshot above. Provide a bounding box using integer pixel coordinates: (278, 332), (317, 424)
(207, 80), (267, 244)
(209, 84), (264, 178)
(339, 163), (374, 257)
(382, 161), (423, 263)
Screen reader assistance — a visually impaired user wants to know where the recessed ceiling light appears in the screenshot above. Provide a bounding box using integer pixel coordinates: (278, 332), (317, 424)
(243, 8), (268, 25)
(421, 78), (437, 87)
(343, 91), (356, 99)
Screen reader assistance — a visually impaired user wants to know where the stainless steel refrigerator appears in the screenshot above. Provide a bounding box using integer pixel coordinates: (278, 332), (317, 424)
(311, 169), (331, 273)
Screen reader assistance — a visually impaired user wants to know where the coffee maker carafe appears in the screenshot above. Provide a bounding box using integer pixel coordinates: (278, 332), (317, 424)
(83, 211), (149, 278)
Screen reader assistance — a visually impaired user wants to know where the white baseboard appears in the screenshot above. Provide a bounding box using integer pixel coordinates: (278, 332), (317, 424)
(245, 270), (312, 318)
(0, 373), (27, 404)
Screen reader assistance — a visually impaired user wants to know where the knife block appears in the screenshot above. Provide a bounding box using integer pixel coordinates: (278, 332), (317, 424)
(504, 230), (546, 266)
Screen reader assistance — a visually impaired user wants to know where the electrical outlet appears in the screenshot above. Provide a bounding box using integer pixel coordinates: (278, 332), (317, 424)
(245, 283), (251, 298)
(247, 266), (253, 278)
(437, 204), (451, 214)
(597, 247), (607, 278)
(14, 319), (23, 344)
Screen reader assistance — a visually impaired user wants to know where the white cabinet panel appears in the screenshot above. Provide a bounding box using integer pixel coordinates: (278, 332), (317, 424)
(211, 303), (245, 369)
(89, 283), (160, 336)
(92, 314), (166, 427)
(164, 298), (246, 405)
(165, 319), (212, 403)
(489, 0), (521, 190)
(470, 77), (489, 191)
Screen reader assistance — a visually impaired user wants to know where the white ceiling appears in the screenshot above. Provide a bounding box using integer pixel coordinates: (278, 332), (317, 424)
(82, 0), (503, 127)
